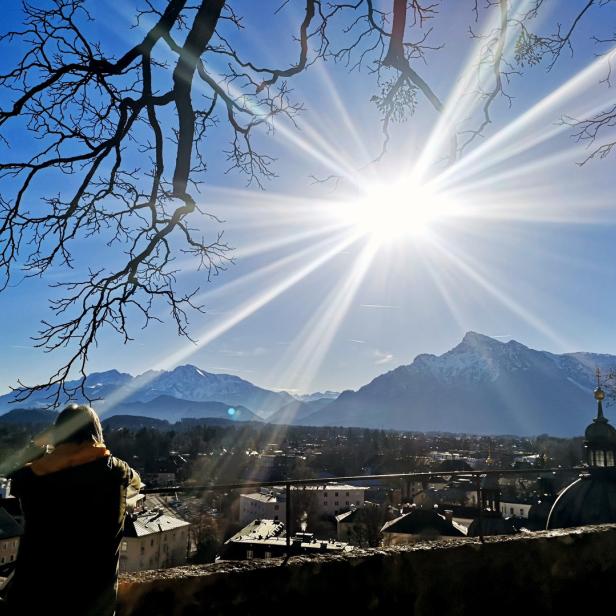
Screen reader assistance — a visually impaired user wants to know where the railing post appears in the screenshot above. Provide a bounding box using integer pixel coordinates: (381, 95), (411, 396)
(476, 474), (484, 543)
(286, 482), (291, 554)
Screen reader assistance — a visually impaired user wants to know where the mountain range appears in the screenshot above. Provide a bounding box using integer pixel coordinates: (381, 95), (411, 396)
(299, 332), (616, 436)
(1, 332), (614, 436)
(0, 365), (293, 419)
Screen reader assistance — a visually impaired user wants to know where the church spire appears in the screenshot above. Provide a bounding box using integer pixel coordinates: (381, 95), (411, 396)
(485, 440), (495, 466)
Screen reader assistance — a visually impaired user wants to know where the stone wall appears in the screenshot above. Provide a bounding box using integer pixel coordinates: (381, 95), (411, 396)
(117, 524), (616, 616)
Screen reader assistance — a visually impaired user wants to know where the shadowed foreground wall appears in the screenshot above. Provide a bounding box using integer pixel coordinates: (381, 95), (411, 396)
(118, 524), (616, 616)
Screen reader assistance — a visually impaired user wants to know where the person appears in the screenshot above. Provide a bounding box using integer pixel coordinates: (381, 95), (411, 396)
(5, 403), (141, 616)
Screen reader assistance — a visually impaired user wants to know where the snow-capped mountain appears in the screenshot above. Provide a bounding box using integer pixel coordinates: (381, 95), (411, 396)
(300, 332), (616, 436)
(0, 365), (294, 418)
(294, 391), (340, 402)
(4, 334), (616, 436)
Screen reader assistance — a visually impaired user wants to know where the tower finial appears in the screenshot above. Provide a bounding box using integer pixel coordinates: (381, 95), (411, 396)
(594, 367), (605, 421)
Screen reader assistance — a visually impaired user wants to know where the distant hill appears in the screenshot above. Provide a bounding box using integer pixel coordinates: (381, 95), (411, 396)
(0, 408), (58, 426)
(267, 397), (334, 425)
(102, 415), (170, 431)
(0, 365), (294, 418)
(301, 332), (616, 437)
(106, 395), (260, 424)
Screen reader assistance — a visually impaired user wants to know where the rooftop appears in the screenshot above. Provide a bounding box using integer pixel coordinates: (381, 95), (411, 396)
(124, 510), (190, 538)
(225, 519), (350, 552)
(0, 507), (22, 540)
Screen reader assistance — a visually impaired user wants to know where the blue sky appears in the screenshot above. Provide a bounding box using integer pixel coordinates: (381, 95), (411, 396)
(2, 1), (616, 395)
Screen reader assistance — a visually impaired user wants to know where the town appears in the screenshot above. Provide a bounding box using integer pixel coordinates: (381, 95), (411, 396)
(0, 385), (603, 575)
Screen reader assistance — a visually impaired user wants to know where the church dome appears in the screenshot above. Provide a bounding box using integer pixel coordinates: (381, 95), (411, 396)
(546, 475), (616, 529)
(547, 373), (616, 529)
(584, 417), (616, 446)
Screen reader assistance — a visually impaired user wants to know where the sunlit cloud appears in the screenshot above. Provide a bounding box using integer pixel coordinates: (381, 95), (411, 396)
(374, 350), (394, 365)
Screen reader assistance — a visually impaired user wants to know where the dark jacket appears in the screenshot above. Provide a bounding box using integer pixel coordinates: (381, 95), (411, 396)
(6, 453), (140, 616)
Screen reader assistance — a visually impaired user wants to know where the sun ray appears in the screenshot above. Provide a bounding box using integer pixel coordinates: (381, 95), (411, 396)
(101, 231), (362, 413)
(313, 62), (375, 166)
(411, 0), (540, 183)
(266, 238), (379, 397)
(105, 1), (364, 187)
(436, 45), (616, 188)
(416, 249), (469, 331)
(427, 235), (574, 351)
(189, 230), (355, 306)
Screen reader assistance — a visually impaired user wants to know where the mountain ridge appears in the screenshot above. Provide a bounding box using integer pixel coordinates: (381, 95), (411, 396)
(298, 332), (616, 436)
(3, 333), (614, 436)
(0, 365), (294, 418)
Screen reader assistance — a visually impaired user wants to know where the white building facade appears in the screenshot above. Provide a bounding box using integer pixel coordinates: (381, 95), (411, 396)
(239, 483), (369, 525)
(120, 510), (191, 572)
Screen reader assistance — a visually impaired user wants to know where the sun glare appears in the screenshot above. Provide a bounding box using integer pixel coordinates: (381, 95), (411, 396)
(346, 180), (453, 242)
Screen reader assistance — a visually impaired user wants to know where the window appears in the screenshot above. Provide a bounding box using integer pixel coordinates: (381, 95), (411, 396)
(246, 550), (254, 560)
(264, 551), (272, 559)
(608, 451), (615, 467)
(346, 492), (349, 497)
(150, 539), (154, 547)
(324, 492), (328, 497)
(121, 541), (128, 552)
(346, 501), (349, 506)
(510, 507), (514, 515)
(356, 501), (360, 506)
(335, 492), (339, 497)
(596, 450), (606, 467)
(335, 501), (339, 506)
(520, 509), (524, 516)
(274, 505), (279, 511)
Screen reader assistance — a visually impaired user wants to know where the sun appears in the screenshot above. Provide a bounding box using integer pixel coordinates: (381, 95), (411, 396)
(345, 179), (454, 242)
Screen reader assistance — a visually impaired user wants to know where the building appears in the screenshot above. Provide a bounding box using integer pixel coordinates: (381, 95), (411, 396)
(547, 375), (616, 529)
(239, 489), (286, 525)
(381, 507), (466, 546)
(466, 514), (517, 537)
(120, 509), (191, 572)
(221, 519), (351, 561)
(239, 482), (369, 525)
(335, 502), (395, 546)
(500, 501), (533, 518)
(0, 507), (22, 574)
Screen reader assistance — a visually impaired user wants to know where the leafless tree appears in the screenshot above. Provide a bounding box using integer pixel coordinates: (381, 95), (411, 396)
(0, 0), (613, 404)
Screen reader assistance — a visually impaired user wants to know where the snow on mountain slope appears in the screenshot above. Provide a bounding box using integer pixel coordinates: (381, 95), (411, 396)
(302, 332), (616, 436)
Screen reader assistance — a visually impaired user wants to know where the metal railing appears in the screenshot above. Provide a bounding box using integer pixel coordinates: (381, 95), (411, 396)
(142, 466), (581, 547)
